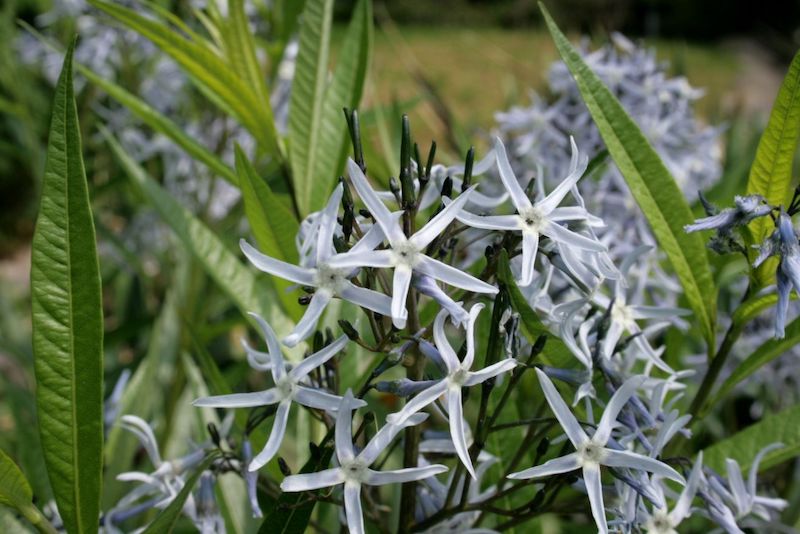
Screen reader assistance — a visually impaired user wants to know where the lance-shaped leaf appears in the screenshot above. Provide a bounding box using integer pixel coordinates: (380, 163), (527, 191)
(31, 43), (104, 534)
(540, 4), (717, 346)
(289, 0), (372, 215)
(746, 50), (800, 286)
(0, 448), (55, 534)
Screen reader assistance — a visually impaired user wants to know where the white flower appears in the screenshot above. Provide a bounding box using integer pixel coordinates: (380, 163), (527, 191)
(449, 137), (606, 287)
(642, 452), (704, 534)
(280, 390), (448, 534)
(240, 183), (392, 346)
(385, 304), (517, 479)
(327, 159), (498, 329)
(193, 313), (364, 471)
(508, 369), (684, 534)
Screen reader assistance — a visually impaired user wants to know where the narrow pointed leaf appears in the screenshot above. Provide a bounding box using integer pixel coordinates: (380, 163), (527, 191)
(288, 0), (334, 216)
(746, 50), (800, 286)
(31, 43), (104, 534)
(0, 448), (54, 533)
(540, 4), (717, 345)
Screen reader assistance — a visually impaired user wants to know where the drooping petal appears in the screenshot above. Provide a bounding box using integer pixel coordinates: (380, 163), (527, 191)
(670, 451), (703, 525)
(542, 222), (607, 252)
(385, 380), (448, 426)
(493, 136), (532, 212)
(520, 231), (540, 287)
(366, 465), (449, 486)
(602, 449), (685, 484)
(359, 413), (429, 465)
(413, 275), (470, 326)
(594, 375), (646, 445)
(347, 159), (405, 244)
(748, 443), (784, 497)
(119, 416), (162, 467)
(241, 337), (272, 371)
(448, 204), (518, 231)
(391, 266), (413, 329)
(283, 291), (333, 347)
(249, 400), (292, 471)
(464, 358), (517, 387)
(725, 458), (750, 513)
(448, 389), (476, 480)
(775, 270), (791, 338)
(280, 467), (345, 492)
(583, 464), (609, 534)
(549, 206), (603, 225)
(462, 303), (484, 369)
(316, 183), (344, 264)
(410, 188), (475, 249)
(535, 368), (588, 448)
(240, 239), (315, 285)
(433, 308), (460, 373)
(290, 335), (348, 380)
(193, 389), (281, 409)
(339, 282), (393, 316)
(344, 481), (365, 534)
(327, 249), (395, 270)
(335, 390), (357, 464)
(248, 312), (285, 380)
(507, 452), (581, 479)
(294, 386), (366, 412)
(416, 256), (498, 294)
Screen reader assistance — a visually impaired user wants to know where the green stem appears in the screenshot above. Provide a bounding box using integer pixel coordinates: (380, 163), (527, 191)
(688, 316), (744, 419)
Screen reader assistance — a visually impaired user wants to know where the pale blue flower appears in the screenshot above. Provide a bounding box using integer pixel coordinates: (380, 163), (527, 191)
(754, 212), (800, 338)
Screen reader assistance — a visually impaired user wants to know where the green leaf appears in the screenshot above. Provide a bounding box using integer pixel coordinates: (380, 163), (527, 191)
(0, 448), (54, 533)
(540, 4), (717, 346)
(141, 453), (218, 534)
(88, 0), (279, 153)
(235, 146), (303, 320)
(288, 0), (334, 216)
(703, 403), (800, 473)
(496, 250), (573, 368)
(313, 0), (373, 203)
(103, 131), (301, 358)
(224, 0), (269, 104)
(710, 316), (800, 408)
(746, 49), (800, 285)
(259, 445), (334, 534)
(30, 42), (104, 534)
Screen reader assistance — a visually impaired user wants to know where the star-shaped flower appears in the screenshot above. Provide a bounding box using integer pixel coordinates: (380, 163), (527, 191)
(280, 390), (448, 534)
(508, 369), (684, 534)
(240, 183), (392, 346)
(193, 313), (364, 471)
(385, 304), (517, 479)
(449, 137), (607, 287)
(642, 452), (704, 534)
(327, 159), (498, 329)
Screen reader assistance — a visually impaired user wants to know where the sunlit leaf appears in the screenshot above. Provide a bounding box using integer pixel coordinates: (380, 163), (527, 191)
(31, 42), (103, 534)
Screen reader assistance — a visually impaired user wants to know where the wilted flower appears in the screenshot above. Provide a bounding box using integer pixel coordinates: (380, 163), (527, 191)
(684, 194), (771, 234)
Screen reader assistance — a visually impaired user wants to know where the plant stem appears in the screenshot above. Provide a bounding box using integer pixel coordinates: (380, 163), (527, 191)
(688, 318), (743, 418)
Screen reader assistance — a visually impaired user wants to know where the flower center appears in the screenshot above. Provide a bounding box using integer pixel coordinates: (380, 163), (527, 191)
(611, 300), (635, 329)
(645, 510), (674, 534)
(391, 240), (421, 268)
(275, 376), (296, 399)
(341, 459), (369, 483)
(448, 368), (469, 388)
(314, 263), (348, 294)
(577, 440), (607, 466)
(517, 207), (546, 234)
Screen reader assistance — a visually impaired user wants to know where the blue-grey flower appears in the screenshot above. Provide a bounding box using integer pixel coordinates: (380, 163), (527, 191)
(685, 195), (771, 234)
(754, 212), (800, 338)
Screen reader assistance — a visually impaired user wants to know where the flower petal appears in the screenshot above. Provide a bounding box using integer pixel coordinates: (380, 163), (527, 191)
(602, 449), (685, 484)
(290, 335), (348, 380)
(249, 400), (291, 471)
(448, 389), (477, 480)
(536, 137), (588, 214)
(542, 222), (606, 252)
(327, 249), (395, 270)
(464, 358), (517, 387)
(336, 390), (357, 464)
(347, 159), (405, 244)
(385, 380), (448, 426)
(240, 239), (315, 285)
(339, 282), (393, 316)
(410, 188), (474, 249)
(294, 385), (366, 412)
(583, 464), (609, 534)
(535, 368), (588, 448)
(391, 266), (413, 329)
(316, 183), (343, 264)
(493, 136), (532, 212)
(193, 389), (280, 409)
(248, 312), (285, 380)
(433, 308), (460, 372)
(416, 256), (498, 294)
(359, 413), (429, 465)
(280, 467), (344, 492)
(344, 481), (365, 534)
(594, 375), (646, 445)
(447, 203), (518, 231)
(462, 303), (484, 369)
(670, 451), (703, 524)
(282, 291), (333, 348)
(507, 452), (581, 480)
(366, 465), (448, 486)
(520, 231), (540, 287)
